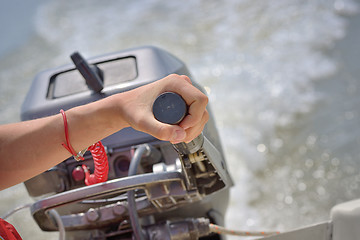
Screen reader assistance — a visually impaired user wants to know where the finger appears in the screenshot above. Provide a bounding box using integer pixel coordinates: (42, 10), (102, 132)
(136, 115), (187, 143)
(180, 75), (192, 84)
(181, 110), (209, 143)
(179, 95), (208, 130)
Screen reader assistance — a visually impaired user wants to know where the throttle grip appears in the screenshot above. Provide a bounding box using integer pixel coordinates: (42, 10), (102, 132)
(152, 92), (204, 154)
(152, 92), (187, 124)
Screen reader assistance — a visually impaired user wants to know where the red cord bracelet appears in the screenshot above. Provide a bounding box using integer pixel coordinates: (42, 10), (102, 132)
(60, 109), (86, 161)
(60, 109), (109, 185)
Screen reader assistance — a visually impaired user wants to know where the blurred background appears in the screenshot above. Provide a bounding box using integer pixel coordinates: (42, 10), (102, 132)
(0, 0), (360, 239)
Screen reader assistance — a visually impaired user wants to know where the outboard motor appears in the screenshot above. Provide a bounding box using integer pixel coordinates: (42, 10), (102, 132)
(21, 46), (233, 240)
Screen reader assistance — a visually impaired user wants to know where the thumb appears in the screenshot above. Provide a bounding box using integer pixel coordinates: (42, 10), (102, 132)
(169, 126), (187, 144)
(142, 118), (187, 143)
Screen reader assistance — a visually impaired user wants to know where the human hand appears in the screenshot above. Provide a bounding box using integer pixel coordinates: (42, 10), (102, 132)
(120, 74), (209, 143)
(0, 74), (207, 189)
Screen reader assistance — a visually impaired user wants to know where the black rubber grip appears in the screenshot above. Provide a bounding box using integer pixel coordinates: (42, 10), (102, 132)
(152, 92), (187, 125)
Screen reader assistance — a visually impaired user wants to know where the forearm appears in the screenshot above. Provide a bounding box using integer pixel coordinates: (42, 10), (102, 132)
(0, 74), (208, 190)
(62, 94), (128, 153)
(0, 94), (127, 190)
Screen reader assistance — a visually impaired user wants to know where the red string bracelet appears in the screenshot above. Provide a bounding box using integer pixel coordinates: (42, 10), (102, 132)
(60, 109), (109, 185)
(60, 109), (86, 161)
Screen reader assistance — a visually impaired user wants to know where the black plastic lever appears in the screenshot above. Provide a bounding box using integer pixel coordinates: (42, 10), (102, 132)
(70, 52), (104, 93)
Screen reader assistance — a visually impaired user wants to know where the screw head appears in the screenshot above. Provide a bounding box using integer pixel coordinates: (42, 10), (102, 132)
(86, 208), (100, 222)
(113, 202), (127, 216)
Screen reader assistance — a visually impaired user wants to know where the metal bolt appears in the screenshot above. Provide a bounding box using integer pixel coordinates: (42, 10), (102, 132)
(113, 202), (127, 216)
(86, 208), (100, 222)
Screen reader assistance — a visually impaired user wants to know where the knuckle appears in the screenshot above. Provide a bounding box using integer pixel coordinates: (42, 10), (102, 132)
(195, 92), (208, 106)
(204, 110), (210, 122)
(168, 73), (180, 80)
(201, 94), (209, 105)
(180, 75), (191, 83)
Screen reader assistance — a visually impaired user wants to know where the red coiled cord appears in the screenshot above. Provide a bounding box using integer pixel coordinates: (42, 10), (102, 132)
(82, 141), (109, 186)
(60, 109), (108, 186)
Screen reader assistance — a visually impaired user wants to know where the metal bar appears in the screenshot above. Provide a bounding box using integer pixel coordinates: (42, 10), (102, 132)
(261, 222), (332, 240)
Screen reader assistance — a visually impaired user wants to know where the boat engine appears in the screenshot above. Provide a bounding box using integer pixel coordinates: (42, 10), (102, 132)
(21, 46), (233, 240)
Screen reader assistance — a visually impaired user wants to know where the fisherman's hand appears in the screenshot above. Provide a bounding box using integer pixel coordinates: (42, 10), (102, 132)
(120, 74), (209, 143)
